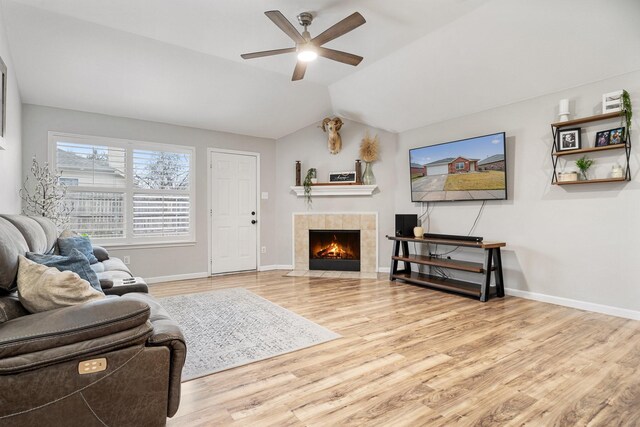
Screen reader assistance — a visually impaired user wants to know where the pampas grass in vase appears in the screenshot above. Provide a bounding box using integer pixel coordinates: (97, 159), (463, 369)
(359, 132), (379, 185)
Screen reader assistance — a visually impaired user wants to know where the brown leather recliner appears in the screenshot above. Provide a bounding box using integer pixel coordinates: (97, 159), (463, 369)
(0, 215), (186, 426)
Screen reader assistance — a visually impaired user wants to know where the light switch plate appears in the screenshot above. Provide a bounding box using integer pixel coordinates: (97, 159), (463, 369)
(261, 192), (268, 200)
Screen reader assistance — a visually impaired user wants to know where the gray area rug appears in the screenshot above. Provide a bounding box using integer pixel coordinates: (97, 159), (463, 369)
(158, 288), (340, 381)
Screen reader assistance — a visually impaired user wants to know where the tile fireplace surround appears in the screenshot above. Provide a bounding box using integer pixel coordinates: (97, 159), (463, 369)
(292, 212), (378, 273)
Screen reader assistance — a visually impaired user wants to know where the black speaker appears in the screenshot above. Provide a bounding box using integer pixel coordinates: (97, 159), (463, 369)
(395, 214), (418, 237)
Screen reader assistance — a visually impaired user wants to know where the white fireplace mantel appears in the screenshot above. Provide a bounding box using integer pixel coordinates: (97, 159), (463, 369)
(290, 184), (377, 197)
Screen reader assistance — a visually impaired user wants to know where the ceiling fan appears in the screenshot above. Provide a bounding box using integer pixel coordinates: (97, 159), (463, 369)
(241, 11), (366, 81)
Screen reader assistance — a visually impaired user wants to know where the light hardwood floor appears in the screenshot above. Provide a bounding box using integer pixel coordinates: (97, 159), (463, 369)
(151, 271), (640, 426)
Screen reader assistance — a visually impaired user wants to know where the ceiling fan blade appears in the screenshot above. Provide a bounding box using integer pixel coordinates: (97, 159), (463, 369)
(241, 47), (296, 60)
(312, 12), (366, 46)
(317, 47), (363, 66)
(292, 61), (307, 81)
(265, 10), (305, 44)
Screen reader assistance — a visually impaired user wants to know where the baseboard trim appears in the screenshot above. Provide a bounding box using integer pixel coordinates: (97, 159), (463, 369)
(146, 272), (209, 284)
(378, 267), (390, 273)
(505, 288), (640, 321)
(258, 265), (293, 272)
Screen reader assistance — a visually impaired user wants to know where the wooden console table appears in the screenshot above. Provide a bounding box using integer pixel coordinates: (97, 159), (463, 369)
(386, 235), (506, 302)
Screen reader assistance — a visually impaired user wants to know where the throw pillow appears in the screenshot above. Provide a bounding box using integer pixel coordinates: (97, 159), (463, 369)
(58, 235), (98, 264)
(26, 249), (103, 293)
(92, 245), (110, 262)
(17, 256), (104, 313)
(59, 229), (77, 239)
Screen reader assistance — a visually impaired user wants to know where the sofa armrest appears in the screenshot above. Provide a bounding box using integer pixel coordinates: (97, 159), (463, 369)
(120, 293), (186, 417)
(0, 298), (150, 361)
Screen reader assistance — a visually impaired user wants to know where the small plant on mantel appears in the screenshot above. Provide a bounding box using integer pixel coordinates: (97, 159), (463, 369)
(575, 156), (594, 181)
(303, 168), (317, 205)
(621, 90), (632, 132)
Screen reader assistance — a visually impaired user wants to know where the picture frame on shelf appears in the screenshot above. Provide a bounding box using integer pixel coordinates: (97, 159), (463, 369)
(557, 128), (581, 151)
(329, 171), (357, 183)
(595, 130), (611, 147)
(609, 127), (625, 145)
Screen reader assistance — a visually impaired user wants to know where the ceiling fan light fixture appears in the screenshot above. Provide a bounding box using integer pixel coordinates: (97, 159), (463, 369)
(297, 46), (318, 62)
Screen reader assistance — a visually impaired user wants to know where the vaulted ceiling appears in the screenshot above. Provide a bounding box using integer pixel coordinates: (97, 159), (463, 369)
(3, 0), (640, 139)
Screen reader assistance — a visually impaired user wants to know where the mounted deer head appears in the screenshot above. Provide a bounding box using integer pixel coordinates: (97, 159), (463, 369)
(321, 117), (343, 155)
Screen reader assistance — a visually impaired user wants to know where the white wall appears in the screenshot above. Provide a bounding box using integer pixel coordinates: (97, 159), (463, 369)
(395, 70), (640, 312)
(275, 119), (398, 268)
(0, 2), (21, 213)
(21, 104), (277, 279)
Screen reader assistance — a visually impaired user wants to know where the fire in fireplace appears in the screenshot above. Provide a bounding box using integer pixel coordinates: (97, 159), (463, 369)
(309, 229), (361, 271)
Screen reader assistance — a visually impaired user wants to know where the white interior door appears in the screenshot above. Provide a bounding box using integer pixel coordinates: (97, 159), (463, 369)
(210, 151), (257, 274)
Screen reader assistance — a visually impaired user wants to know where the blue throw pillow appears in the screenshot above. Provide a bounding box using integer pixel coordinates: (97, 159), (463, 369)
(26, 249), (103, 293)
(58, 236), (98, 264)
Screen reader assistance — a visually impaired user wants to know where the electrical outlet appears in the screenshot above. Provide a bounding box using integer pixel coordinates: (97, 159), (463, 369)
(123, 255), (130, 265)
(261, 246), (267, 254)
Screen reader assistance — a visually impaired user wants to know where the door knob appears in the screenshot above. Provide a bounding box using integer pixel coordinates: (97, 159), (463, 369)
(251, 211), (256, 215)
(251, 220), (257, 224)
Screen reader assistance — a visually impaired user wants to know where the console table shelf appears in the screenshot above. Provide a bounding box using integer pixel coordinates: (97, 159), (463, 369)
(391, 254), (491, 273)
(387, 235), (506, 302)
(392, 272), (488, 298)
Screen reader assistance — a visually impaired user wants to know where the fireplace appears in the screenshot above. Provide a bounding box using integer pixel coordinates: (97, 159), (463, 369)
(309, 229), (361, 271)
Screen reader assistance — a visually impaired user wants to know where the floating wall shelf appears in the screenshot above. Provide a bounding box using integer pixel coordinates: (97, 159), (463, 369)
(290, 184), (377, 197)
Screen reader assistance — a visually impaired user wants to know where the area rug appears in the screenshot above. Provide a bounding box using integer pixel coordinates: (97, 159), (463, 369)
(158, 288), (340, 381)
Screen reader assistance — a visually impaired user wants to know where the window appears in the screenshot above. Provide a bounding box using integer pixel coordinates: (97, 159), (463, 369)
(456, 162), (465, 170)
(59, 177), (79, 186)
(50, 132), (195, 245)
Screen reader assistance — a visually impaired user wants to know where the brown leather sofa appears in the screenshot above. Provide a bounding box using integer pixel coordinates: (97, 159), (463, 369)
(0, 215), (186, 426)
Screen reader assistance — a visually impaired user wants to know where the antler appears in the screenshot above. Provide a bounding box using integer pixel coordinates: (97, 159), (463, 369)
(321, 117), (331, 132)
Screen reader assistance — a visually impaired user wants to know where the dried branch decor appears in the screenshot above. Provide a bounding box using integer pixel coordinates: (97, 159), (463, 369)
(20, 157), (73, 229)
(359, 132), (379, 163)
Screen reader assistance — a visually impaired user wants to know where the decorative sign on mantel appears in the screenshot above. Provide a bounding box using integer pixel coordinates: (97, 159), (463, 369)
(329, 171), (357, 183)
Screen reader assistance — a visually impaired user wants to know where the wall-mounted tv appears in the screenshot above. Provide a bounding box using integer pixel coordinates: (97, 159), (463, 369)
(409, 132), (507, 202)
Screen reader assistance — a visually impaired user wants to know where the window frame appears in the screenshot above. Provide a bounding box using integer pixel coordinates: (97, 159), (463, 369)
(48, 131), (196, 247)
(455, 162), (465, 170)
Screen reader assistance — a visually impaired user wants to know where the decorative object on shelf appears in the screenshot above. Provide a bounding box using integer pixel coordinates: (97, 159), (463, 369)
(558, 171), (578, 182)
(575, 155), (594, 181)
(355, 160), (362, 184)
(595, 127), (625, 147)
(321, 117), (343, 155)
(558, 98), (570, 122)
(359, 132), (379, 185)
(602, 90), (623, 114)
(295, 161), (301, 186)
(303, 168), (317, 204)
(621, 90), (632, 131)
(595, 129), (611, 147)
(413, 226), (423, 238)
(20, 157), (73, 229)
(609, 127), (625, 145)
(329, 171), (356, 183)
(556, 128), (581, 151)
(611, 164), (624, 179)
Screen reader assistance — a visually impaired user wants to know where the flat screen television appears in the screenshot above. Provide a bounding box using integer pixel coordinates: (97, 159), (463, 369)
(409, 132), (507, 202)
